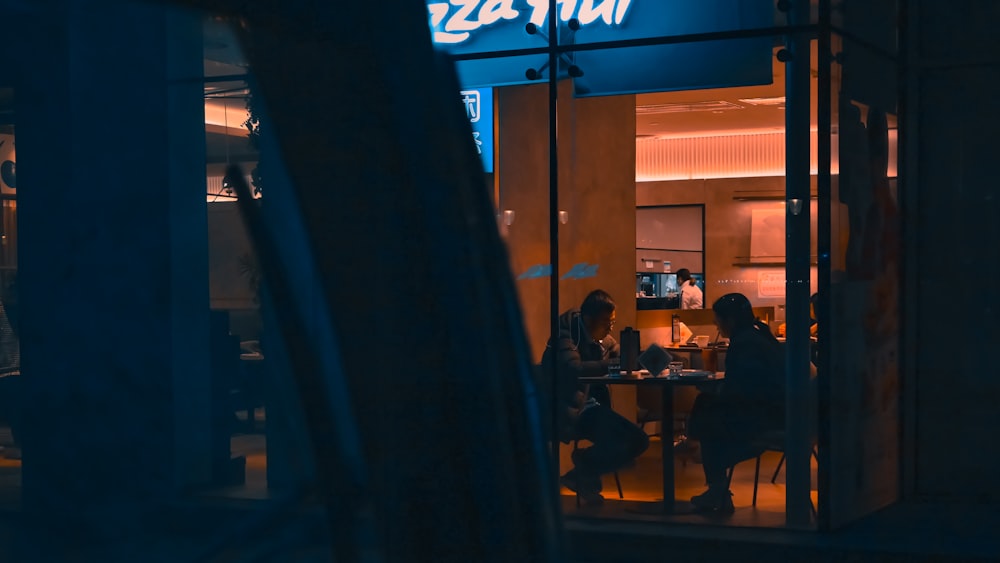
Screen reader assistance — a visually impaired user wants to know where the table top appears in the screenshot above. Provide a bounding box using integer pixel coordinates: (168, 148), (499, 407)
(579, 370), (723, 385)
(662, 344), (724, 352)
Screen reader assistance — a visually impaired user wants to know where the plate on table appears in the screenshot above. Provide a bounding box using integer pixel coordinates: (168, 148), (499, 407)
(678, 369), (714, 379)
(609, 369), (650, 379)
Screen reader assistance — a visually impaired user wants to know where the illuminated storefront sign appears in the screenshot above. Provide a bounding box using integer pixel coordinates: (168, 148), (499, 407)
(460, 87), (494, 172)
(427, 0), (774, 96)
(429, 0), (634, 45)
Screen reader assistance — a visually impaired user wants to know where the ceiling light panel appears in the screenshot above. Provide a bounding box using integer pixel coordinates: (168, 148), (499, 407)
(636, 101), (744, 114)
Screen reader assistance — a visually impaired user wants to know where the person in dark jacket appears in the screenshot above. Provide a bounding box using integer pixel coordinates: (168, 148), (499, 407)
(686, 293), (785, 513)
(539, 290), (649, 506)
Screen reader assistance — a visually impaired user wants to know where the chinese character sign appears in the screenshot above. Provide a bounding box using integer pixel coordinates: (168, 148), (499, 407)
(461, 87), (494, 172)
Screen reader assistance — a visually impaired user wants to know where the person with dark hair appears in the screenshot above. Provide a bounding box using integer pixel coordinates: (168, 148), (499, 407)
(540, 289), (650, 506)
(685, 292), (785, 513)
(676, 269), (703, 310)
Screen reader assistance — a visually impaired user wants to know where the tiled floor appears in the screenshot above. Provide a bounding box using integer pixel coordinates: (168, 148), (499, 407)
(226, 431), (816, 529)
(0, 419), (817, 531)
(559, 436), (818, 528)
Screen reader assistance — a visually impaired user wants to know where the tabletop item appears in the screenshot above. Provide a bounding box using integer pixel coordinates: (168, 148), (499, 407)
(638, 343), (671, 377)
(668, 361), (684, 377)
(671, 314), (681, 344)
(695, 335), (710, 348)
(619, 326), (641, 375)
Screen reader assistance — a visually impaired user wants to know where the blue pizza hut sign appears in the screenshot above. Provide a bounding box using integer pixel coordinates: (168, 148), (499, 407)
(429, 0), (636, 45)
(460, 87), (494, 172)
(428, 0), (774, 96)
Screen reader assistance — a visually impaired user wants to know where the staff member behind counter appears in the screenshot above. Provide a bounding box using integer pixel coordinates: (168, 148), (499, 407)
(677, 269), (703, 310)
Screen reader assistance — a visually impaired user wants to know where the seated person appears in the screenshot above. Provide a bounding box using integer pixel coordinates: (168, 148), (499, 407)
(539, 289), (649, 506)
(777, 292), (820, 368)
(685, 293), (785, 513)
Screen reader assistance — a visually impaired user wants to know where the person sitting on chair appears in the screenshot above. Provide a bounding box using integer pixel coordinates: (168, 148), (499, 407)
(686, 293), (785, 513)
(539, 289), (649, 506)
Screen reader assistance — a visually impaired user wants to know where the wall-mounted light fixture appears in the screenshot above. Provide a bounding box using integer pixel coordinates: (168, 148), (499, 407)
(787, 198), (804, 215)
(503, 209), (516, 226)
(559, 210), (569, 224)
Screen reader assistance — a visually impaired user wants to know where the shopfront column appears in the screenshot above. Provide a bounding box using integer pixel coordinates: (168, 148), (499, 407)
(12, 0), (210, 541)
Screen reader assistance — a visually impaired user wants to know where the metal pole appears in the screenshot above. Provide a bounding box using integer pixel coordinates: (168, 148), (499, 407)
(816, 0), (832, 531)
(785, 0), (813, 528)
(898, 0), (919, 502)
(547, 0), (562, 481)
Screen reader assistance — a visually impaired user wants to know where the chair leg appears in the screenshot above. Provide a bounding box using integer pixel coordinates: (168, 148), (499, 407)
(572, 441), (580, 507)
(614, 472), (624, 499)
(771, 452), (786, 484)
(752, 455), (761, 507)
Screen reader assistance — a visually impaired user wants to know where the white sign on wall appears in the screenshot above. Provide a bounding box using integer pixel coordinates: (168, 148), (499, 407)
(757, 271), (785, 298)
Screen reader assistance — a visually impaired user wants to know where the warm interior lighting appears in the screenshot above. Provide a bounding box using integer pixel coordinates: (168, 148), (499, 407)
(637, 101), (743, 115)
(737, 96), (787, 106)
(636, 128), (898, 182)
(204, 100), (249, 131)
(503, 209), (516, 226)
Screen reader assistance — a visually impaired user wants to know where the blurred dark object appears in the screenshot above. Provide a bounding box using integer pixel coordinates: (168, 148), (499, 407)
(195, 1), (564, 561)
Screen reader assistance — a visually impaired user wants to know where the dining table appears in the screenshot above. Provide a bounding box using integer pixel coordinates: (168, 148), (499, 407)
(579, 369), (723, 514)
(661, 343), (725, 372)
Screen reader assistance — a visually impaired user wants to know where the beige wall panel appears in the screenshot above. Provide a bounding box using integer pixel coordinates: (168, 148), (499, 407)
(499, 82), (636, 361)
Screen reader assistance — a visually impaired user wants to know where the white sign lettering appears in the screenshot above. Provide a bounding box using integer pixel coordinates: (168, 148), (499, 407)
(461, 90), (482, 122)
(428, 0), (634, 44)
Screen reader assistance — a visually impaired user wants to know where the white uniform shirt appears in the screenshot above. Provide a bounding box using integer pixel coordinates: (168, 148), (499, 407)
(680, 281), (703, 310)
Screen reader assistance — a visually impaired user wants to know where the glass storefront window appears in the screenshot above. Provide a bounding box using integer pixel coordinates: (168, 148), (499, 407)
(452, 0), (838, 529)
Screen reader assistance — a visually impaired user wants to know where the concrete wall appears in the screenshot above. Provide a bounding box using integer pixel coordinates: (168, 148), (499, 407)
(905, 0), (1000, 500)
(13, 2), (212, 540)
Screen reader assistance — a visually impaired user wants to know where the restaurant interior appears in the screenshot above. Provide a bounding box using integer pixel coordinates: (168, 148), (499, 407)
(0, 2), (902, 536)
(191, 10), (898, 529)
